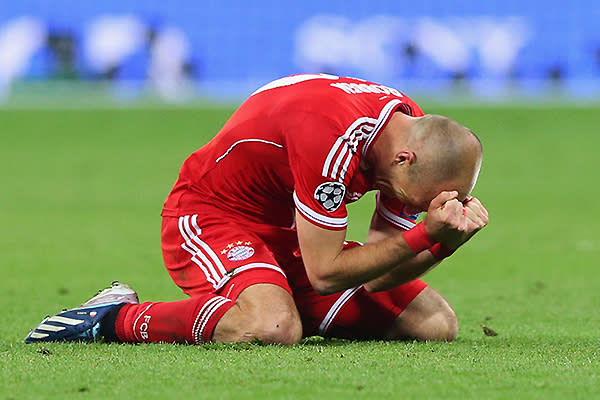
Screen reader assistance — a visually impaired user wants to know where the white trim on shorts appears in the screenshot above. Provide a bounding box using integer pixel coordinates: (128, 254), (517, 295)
(318, 286), (362, 335)
(178, 215), (287, 291)
(178, 215), (229, 289)
(215, 262), (287, 290)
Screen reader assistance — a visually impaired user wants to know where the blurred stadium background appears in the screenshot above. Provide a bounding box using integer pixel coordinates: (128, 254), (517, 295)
(1, 0), (599, 105)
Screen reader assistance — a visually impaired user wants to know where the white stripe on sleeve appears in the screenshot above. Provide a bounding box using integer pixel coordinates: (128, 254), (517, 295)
(293, 191), (347, 228)
(376, 202), (416, 231)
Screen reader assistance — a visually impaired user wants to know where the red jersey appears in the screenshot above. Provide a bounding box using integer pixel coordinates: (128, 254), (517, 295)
(162, 74), (424, 233)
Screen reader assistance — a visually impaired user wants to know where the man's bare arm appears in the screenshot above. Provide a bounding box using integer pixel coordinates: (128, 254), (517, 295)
(296, 191), (467, 295)
(364, 195), (489, 292)
(297, 192), (489, 295)
(295, 211), (420, 295)
(362, 212), (440, 293)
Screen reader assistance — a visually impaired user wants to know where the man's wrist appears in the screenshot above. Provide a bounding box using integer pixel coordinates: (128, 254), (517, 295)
(402, 222), (435, 254)
(429, 242), (454, 260)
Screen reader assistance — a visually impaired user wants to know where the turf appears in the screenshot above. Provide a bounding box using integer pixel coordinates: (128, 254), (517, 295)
(1, 105), (599, 399)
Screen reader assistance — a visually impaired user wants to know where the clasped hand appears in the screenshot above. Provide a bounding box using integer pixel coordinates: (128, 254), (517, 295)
(423, 191), (489, 250)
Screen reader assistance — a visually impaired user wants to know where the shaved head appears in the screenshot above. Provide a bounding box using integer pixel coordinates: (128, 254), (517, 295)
(406, 114), (482, 193)
(371, 112), (483, 212)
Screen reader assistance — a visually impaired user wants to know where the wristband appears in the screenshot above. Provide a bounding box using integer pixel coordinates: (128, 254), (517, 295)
(429, 243), (454, 260)
(402, 222), (435, 254)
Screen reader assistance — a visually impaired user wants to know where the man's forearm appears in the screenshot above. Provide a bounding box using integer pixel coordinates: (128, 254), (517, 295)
(312, 234), (420, 295)
(363, 250), (440, 292)
(296, 190), (488, 296)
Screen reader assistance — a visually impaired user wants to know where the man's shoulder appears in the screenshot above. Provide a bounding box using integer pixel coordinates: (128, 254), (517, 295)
(251, 74), (422, 114)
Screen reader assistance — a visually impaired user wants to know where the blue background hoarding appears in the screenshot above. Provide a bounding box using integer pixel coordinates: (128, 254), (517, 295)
(0, 0), (599, 100)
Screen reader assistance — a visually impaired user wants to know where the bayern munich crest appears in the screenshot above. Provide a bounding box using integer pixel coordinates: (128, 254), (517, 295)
(314, 182), (346, 212)
(226, 245), (255, 262)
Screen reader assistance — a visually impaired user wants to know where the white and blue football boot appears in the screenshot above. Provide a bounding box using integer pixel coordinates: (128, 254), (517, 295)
(24, 281), (139, 343)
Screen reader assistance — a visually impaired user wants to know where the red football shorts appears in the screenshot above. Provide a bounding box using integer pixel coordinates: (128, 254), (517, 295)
(161, 214), (427, 339)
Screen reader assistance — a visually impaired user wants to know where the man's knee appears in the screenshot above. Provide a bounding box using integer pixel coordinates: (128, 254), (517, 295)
(386, 287), (458, 342)
(419, 306), (458, 342)
(214, 284), (302, 345)
(247, 308), (303, 345)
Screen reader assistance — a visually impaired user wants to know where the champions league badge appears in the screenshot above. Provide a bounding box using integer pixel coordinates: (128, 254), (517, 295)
(314, 182), (346, 212)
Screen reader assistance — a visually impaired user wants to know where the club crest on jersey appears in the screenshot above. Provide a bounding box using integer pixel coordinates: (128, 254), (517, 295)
(223, 241), (255, 262)
(314, 182), (346, 212)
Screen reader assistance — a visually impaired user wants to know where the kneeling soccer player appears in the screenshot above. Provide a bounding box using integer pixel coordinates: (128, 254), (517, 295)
(25, 74), (488, 345)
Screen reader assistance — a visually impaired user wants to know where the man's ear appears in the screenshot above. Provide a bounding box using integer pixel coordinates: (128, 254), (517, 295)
(393, 150), (416, 165)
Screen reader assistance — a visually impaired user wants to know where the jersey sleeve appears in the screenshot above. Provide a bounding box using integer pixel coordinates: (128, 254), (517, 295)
(375, 191), (420, 231)
(287, 113), (351, 231)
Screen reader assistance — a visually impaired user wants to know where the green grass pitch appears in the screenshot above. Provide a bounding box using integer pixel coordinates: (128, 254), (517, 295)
(1, 105), (599, 399)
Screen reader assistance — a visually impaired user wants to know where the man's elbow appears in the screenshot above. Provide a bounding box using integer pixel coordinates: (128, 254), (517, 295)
(310, 278), (338, 296)
(306, 268), (340, 296)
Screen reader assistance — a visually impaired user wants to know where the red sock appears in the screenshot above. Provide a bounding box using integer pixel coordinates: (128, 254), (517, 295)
(114, 294), (234, 344)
